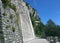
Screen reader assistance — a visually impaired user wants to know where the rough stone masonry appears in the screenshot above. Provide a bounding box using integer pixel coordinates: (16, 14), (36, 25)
(0, 0), (36, 43)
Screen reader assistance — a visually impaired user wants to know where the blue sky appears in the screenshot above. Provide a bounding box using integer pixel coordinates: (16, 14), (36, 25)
(24, 0), (60, 25)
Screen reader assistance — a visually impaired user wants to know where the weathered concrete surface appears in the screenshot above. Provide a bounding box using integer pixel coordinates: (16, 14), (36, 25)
(25, 38), (49, 43)
(19, 2), (35, 43)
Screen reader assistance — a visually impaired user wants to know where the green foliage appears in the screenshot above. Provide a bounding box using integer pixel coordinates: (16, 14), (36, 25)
(26, 3), (28, 6)
(7, 19), (9, 22)
(0, 33), (5, 43)
(1, 0), (10, 4)
(0, 31), (3, 34)
(46, 19), (56, 27)
(44, 19), (60, 38)
(15, 16), (18, 24)
(26, 2), (30, 9)
(56, 26), (60, 38)
(0, 19), (2, 23)
(1, 0), (16, 11)
(33, 8), (36, 14)
(1, 0), (10, 8)
(10, 14), (13, 19)
(35, 22), (45, 37)
(8, 4), (16, 12)
(30, 12), (60, 38)
(12, 27), (16, 32)
(30, 11), (44, 37)
(6, 25), (10, 28)
(3, 12), (7, 16)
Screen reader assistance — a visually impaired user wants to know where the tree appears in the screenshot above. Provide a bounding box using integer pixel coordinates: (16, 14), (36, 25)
(56, 25), (60, 38)
(44, 19), (57, 36)
(30, 11), (45, 37)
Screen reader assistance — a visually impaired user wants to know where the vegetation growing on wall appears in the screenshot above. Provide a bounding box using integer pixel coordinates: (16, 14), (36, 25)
(12, 27), (16, 32)
(3, 12), (7, 16)
(9, 4), (16, 12)
(0, 10), (5, 43)
(6, 25), (10, 29)
(1, 0), (16, 11)
(1, 0), (10, 8)
(10, 14), (13, 20)
(26, 2), (30, 9)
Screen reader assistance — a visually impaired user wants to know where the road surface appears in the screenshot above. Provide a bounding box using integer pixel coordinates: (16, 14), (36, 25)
(24, 38), (49, 43)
